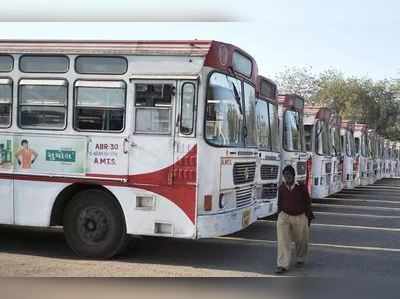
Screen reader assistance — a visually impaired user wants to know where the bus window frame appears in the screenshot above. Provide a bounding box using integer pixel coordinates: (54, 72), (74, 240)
(0, 77), (13, 129)
(17, 77), (69, 131)
(19, 54), (70, 74)
(282, 108), (304, 153)
(73, 79), (127, 134)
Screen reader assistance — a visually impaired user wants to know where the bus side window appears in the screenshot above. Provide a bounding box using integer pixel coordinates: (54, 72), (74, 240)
(74, 80), (126, 132)
(0, 79), (12, 128)
(134, 83), (174, 135)
(180, 82), (195, 135)
(18, 79), (68, 130)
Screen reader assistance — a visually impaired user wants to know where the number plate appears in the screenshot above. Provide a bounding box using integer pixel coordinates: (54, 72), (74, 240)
(242, 209), (251, 228)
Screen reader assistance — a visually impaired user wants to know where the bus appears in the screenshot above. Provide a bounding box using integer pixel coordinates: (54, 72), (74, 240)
(383, 139), (391, 178)
(329, 112), (343, 194)
(0, 40), (262, 258)
(375, 134), (384, 181)
(340, 121), (356, 189)
(303, 106), (332, 198)
(367, 129), (378, 184)
(354, 124), (369, 186)
(390, 141), (397, 177)
(254, 76), (280, 218)
(278, 94), (308, 185)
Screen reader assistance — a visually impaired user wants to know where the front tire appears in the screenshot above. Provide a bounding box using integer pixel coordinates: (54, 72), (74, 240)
(63, 189), (127, 259)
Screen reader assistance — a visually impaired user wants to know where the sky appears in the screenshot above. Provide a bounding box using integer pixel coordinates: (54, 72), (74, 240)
(0, 0), (399, 81)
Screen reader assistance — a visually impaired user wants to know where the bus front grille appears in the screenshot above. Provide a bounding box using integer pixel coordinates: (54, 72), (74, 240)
(236, 185), (254, 208)
(261, 183), (278, 199)
(260, 165), (279, 180)
(233, 162), (256, 185)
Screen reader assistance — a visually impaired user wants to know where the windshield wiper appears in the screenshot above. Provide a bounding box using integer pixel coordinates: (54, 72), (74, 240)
(232, 82), (243, 115)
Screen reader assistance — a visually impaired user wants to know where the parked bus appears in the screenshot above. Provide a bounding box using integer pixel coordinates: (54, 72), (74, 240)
(278, 94), (308, 185)
(303, 106), (332, 198)
(384, 139), (391, 178)
(390, 141), (397, 177)
(377, 134), (385, 180)
(340, 121), (356, 189)
(254, 76), (280, 218)
(0, 40), (263, 258)
(354, 124), (369, 186)
(329, 113), (343, 194)
(367, 130), (378, 184)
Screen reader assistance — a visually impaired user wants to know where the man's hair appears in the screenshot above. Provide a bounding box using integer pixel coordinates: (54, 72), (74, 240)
(21, 139), (28, 146)
(282, 165), (296, 177)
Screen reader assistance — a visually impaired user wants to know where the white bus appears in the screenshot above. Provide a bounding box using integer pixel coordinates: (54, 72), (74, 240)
(329, 113), (343, 194)
(0, 40), (262, 258)
(354, 124), (369, 186)
(254, 76), (280, 218)
(303, 106), (332, 199)
(368, 130), (379, 184)
(340, 121), (356, 189)
(390, 141), (397, 178)
(377, 136), (385, 180)
(278, 94), (308, 185)
(384, 139), (392, 178)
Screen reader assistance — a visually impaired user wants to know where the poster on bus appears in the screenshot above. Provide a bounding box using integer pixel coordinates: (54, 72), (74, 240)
(0, 135), (13, 172)
(13, 135), (87, 175)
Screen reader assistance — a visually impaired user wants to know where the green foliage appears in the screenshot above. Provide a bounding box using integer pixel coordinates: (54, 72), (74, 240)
(274, 68), (400, 140)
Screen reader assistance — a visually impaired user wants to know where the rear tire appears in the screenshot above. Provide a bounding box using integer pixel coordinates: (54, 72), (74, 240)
(63, 189), (127, 259)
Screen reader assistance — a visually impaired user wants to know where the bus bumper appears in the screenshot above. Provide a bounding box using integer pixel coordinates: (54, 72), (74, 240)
(196, 205), (258, 238)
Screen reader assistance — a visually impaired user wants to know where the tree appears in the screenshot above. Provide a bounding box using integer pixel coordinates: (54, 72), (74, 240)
(274, 67), (400, 140)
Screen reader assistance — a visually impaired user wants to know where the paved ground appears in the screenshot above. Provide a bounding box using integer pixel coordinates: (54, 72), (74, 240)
(1, 178), (400, 279)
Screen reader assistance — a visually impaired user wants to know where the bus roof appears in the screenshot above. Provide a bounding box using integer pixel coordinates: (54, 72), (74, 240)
(278, 94), (305, 111)
(304, 106), (331, 122)
(0, 39), (258, 82)
(256, 75), (277, 104)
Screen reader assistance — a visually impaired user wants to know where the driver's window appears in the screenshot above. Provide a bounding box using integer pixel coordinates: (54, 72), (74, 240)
(134, 83), (174, 134)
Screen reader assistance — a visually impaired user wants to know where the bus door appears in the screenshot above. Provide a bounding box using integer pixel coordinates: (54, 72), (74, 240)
(130, 80), (177, 186)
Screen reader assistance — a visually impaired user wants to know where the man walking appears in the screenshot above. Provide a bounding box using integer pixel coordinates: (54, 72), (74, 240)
(275, 165), (314, 274)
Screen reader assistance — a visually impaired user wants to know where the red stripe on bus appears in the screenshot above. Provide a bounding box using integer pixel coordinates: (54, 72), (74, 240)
(0, 146), (198, 224)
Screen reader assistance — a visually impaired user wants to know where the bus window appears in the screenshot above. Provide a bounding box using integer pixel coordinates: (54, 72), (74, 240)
(315, 121), (330, 155)
(180, 82), (195, 135)
(0, 55), (13, 72)
(205, 72), (244, 147)
(0, 79), (12, 127)
(304, 125), (313, 152)
(256, 99), (271, 150)
(74, 80), (126, 132)
(283, 110), (303, 152)
(244, 83), (257, 147)
(19, 79), (67, 129)
(20, 55), (69, 73)
(135, 83), (174, 134)
(75, 56), (127, 75)
(269, 103), (279, 152)
(355, 137), (360, 155)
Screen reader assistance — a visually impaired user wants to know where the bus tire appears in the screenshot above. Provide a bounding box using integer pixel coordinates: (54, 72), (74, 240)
(63, 189), (127, 259)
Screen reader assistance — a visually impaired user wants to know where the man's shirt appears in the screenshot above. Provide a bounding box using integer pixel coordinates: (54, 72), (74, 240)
(278, 183), (313, 217)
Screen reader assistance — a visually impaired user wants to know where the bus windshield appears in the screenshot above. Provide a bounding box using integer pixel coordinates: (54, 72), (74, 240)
(256, 100), (279, 152)
(361, 134), (368, 157)
(283, 110), (303, 152)
(205, 73), (244, 147)
(330, 127), (341, 156)
(315, 120), (330, 155)
(346, 131), (355, 157)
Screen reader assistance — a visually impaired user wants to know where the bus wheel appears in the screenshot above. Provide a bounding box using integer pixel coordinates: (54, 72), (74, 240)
(63, 189), (127, 259)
